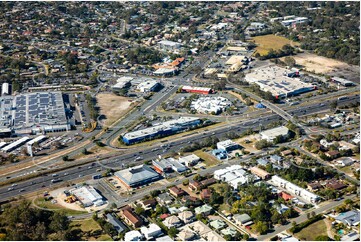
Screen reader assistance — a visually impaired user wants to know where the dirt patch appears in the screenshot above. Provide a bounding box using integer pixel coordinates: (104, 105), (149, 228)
(252, 35), (300, 56)
(283, 53), (360, 82)
(234, 134), (260, 153)
(96, 93), (133, 126)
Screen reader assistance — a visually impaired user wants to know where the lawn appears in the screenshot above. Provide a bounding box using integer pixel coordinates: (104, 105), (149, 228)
(194, 150), (220, 167)
(210, 183), (230, 194)
(33, 197), (87, 216)
(294, 219), (328, 241)
(70, 218), (112, 241)
(251, 34), (299, 56)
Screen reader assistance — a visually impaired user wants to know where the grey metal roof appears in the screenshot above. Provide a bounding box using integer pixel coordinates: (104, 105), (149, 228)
(115, 165), (159, 186)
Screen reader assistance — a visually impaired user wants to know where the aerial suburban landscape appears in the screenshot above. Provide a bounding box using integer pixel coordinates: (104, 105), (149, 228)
(0, 1), (360, 241)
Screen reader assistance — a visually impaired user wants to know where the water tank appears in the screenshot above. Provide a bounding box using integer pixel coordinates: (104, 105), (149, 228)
(1, 83), (9, 96)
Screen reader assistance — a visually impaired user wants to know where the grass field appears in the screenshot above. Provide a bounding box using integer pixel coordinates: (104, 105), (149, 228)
(210, 183), (229, 194)
(294, 219), (328, 241)
(70, 218), (112, 241)
(251, 34), (299, 55)
(194, 150), (220, 167)
(33, 197), (87, 216)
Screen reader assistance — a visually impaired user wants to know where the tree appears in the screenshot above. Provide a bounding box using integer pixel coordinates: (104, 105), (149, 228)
(330, 100), (338, 111)
(168, 227), (178, 238)
(253, 221), (268, 235)
(315, 235), (331, 241)
(134, 206), (145, 215)
(284, 56), (296, 67)
(62, 155), (69, 161)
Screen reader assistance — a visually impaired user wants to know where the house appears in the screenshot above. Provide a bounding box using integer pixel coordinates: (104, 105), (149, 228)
(181, 195), (200, 205)
(124, 230), (143, 241)
(281, 150), (293, 156)
(276, 204), (290, 214)
(106, 213), (128, 234)
(325, 150), (340, 159)
(178, 229), (196, 241)
(250, 166), (270, 180)
(195, 204), (213, 215)
(139, 198), (157, 210)
(324, 179), (347, 190)
(335, 210), (360, 227)
(233, 213), (252, 226)
(220, 227), (237, 237)
(140, 223), (163, 240)
(169, 186), (187, 197)
(188, 181), (201, 191)
(210, 219), (226, 230)
(200, 189), (211, 201)
(257, 158), (269, 166)
(156, 235), (174, 241)
(163, 215), (182, 228)
(280, 191), (294, 201)
(200, 178), (217, 187)
(178, 210), (195, 224)
(307, 182), (323, 192)
(205, 231), (226, 241)
(157, 193), (174, 206)
(120, 206), (143, 228)
(336, 157), (355, 166)
(270, 155), (282, 164)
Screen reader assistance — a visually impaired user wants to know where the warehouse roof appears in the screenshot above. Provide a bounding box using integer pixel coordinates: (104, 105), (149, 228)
(115, 165), (159, 186)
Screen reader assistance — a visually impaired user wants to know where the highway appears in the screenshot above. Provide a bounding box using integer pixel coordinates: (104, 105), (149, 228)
(0, 95), (358, 202)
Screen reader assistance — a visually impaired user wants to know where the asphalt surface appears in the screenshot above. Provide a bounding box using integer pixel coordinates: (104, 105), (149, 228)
(0, 95), (358, 202)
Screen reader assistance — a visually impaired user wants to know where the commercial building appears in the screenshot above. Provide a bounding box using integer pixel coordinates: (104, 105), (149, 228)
(158, 40), (181, 51)
(1, 136), (30, 153)
(244, 66), (316, 99)
(0, 92), (70, 136)
(70, 185), (105, 207)
(335, 210), (360, 227)
(271, 175), (320, 203)
(115, 165), (160, 188)
(152, 157), (187, 173)
(260, 126), (289, 142)
(153, 67), (177, 76)
(281, 17), (308, 27)
(216, 139), (240, 152)
(179, 154), (200, 167)
(111, 76), (133, 91)
(137, 80), (161, 93)
(181, 86), (213, 95)
(191, 96), (232, 114)
(331, 77), (355, 87)
(122, 117), (201, 145)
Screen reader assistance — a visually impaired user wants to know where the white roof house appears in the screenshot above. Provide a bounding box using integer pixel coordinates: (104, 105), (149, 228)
(260, 126), (289, 142)
(124, 230), (143, 241)
(140, 223), (163, 240)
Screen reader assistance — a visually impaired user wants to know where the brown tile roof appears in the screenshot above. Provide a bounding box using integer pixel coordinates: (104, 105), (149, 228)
(122, 209), (142, 225)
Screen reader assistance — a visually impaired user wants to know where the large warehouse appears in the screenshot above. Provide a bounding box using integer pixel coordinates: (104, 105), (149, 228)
(0, 91), (70, 136)
(115, 165), (160, 188)
(244, 66), (316, 99)
(122, 117), (201, 145)
(70, 185), (105, 207)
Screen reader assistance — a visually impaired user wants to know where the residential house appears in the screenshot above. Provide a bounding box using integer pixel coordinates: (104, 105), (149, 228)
(157, 193), (174, 206)
(200, 178), (216, 187)
(325, 150), (340, 159)
(280, 191), (294, 201)
(250, 166), (270, 180)
(335, 210), (360, 227)
(324, 179), (347, 190)
(210, 219), (227, 230)
(233, 213), (252, 226)
(156, 235), (174, 241)
(336, 157), (355, 166)
(340, 232), (359, 241)
(120, 206), (143, 228)
(124, 230), (143, 241)
(178, 210), (195, 224)
(105, 213), (128, 234)
(195, 204), (213, 215)
(221, 227), (237, 237)
(200, 189), (211, 201)
(178, 229), (196, 241)
(257, 158), (268, 166)
(188, 181), (201, 191)
(169, 186), (187, 198)
(276, 204), (290, 214)
(270, 155), (282, 165)
(163, 215), (182, 228)
(281, 150), (293, 156)
(140, 223), (163, 240)
(139, 198), (157, 210)
(307, 182), (323, 192)
(205, 231), (226, 241)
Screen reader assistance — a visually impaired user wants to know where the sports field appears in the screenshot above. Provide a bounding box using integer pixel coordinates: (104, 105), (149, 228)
(252, 34), (299, 55)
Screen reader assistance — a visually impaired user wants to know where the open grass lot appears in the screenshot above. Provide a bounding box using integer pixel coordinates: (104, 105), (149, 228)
(210, 183), (229, 194)
(251, 34), (299, 55)
(33, 197), (87, 216)
(294, 219), (328, 241)
(194, 150), (220, 167)
(70, 218), (112, 241)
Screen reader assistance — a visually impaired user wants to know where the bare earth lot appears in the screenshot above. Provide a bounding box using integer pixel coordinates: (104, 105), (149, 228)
(96, 93), (132, 126)
(284, 53), (360, 83)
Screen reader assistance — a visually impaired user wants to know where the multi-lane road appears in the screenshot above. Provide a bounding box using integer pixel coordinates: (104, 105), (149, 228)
(0, 95), (358, 202)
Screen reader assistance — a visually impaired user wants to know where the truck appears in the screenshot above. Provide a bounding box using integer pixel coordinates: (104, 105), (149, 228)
(92, 174), (102, 180)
